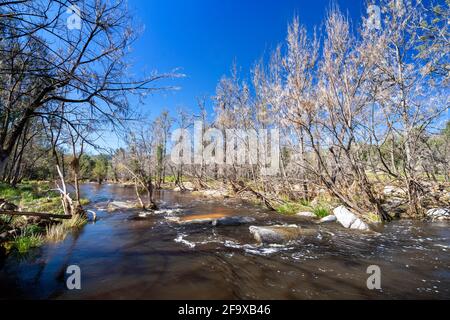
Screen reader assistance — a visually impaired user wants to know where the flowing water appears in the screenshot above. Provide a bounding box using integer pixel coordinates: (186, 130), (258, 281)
(1, 183), (449, 299)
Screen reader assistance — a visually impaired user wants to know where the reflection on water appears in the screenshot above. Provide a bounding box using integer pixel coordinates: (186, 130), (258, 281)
(0, 183), (449, 299)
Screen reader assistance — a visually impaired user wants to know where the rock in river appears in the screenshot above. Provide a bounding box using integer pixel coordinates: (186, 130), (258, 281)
(427, 208), (450, 221)
(333, 206), (370, 231)
(249, 225), (318, 244)
(167, 214), (255, 226)
(107, 201), (137, 212)
(212, 216), (255, 226)
(319, 215), (337, 223)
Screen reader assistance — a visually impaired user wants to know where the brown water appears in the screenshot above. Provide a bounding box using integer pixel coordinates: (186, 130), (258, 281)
(0, 183), (449, 299)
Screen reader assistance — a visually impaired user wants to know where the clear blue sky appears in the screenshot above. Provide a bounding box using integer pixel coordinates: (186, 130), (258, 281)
(127, 0), (365, 117)
(98, 0), (368, 150)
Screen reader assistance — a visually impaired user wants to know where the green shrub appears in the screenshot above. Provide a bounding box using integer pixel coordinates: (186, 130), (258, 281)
(79, 198), (90, 206)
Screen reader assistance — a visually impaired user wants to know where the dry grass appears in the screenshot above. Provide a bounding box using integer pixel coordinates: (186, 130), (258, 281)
(45, 223), (67, 242)
(62, 214), (87, 229)
(46, 214), (87, 242)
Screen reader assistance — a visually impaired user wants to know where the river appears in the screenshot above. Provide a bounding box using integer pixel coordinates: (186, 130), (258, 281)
(0, 183), (449, 299)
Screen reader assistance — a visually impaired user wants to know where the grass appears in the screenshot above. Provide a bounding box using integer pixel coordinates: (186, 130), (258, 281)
(163, 175), (178, 183)
(22, 224), (45, 236)
(79, 198), (90, 206)
(367, 212), (382, 223)
(1, 181), (89, 253)
(62, 214), (87, 229)
(276, 197), (334, 218)
(276, 200), (313, 216)
(276, 202), (303, 215)
(45, 224), (67, 242)
(313, 206), (331, 218)
(12, 234), (44, 254)
(0, 181), (61, 213)
(0, 181), (89, 214)
(46, 214), (87, 242)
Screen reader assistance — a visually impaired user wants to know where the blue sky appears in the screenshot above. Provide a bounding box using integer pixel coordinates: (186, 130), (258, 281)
(105, 0), (367, 151)
(126, 0), (365, 120)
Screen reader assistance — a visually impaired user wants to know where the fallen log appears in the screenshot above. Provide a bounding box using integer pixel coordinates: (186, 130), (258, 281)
(0, 210), (72, 219)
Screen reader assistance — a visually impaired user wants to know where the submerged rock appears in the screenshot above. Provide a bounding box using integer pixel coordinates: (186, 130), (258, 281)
(138, 212), (150, 218)
(333, 206), (370, 231)
(212, 216), (255, 226)
(249, 225), (318, 244)
(107, 201), (137, 212)
(427, 208), (450, 221)
(167, 214), (254, 226)
(168, 213), (225, 224)
(319, 215), (337, 223)
(139, 208), (183, 218)
(296, 212), (317, 219)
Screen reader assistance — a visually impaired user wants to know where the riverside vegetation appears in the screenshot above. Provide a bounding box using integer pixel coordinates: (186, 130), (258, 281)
(0, 182), (88, 256)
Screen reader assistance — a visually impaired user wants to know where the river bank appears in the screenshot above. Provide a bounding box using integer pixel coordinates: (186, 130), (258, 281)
(0, 182), (89, 258)
(162, 179), (450, 223)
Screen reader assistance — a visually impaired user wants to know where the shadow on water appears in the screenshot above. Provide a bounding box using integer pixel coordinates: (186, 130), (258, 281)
(0, 183), (449, 299)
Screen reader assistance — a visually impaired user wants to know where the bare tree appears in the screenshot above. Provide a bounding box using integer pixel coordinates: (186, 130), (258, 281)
(0, 0), (177, 179)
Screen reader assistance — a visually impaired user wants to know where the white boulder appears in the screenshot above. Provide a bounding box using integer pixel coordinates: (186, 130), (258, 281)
(427, 208), (450, 221)
(319, 215), (337, 223)
(333, 206), (371, 231)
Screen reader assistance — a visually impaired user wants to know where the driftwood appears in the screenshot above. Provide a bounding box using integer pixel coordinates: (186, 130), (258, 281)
(0, 210), (72, 219)
(56, 164), (74, 215)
